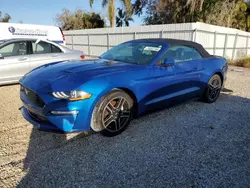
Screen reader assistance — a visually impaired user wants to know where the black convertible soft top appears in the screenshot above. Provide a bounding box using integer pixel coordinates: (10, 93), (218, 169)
(134, 38), (211, 58)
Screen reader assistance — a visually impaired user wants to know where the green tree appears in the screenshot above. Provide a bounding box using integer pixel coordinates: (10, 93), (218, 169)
(142, 0), (250, 31)
(143, 0), (206, 25)
(245, 0), (250, 31)
(200, 0), (247, 30)
(132, 0), (148, 16)
(89, 0), (131, 27)
(0, 11), (11, 22)
(116, 8), (133, 27)
(232, 0), (248, 30)
(143, 0), (180, 25)
(56, 9), (105, 30)
(134, 0), (204, 23)
(185, 0), (205, 21)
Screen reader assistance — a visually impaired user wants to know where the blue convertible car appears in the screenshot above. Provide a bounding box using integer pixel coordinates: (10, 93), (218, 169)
(20, 39), (228, 136)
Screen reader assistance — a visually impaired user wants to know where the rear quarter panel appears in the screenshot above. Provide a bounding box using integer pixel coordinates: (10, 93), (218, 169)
(200, 56), (228, 90)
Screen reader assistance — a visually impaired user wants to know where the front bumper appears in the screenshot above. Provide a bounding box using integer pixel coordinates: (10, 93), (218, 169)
(20, 106), (84, 132)
(19, 82), (98, 133)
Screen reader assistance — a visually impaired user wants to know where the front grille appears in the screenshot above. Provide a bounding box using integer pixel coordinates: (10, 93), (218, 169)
(23, 87), (45, 108)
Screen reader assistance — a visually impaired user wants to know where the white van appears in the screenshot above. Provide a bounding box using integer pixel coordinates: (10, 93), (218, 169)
(0, 23), (66, 45)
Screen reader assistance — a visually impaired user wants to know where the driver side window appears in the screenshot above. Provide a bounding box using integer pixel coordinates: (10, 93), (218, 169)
(0, 41), (27, 57)
(160, 45), (202, 64)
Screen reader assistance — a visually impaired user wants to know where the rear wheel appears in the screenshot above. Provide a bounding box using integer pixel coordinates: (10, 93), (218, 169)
(91, 90), (134, 137)
(203, 74), (222, 103)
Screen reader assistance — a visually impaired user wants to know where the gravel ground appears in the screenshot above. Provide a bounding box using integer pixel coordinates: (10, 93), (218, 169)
(0, 66), (250, 188)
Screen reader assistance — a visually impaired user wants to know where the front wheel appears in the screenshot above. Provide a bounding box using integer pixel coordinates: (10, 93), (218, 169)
(203, 74), (222, 103)
(91, 90), (134, 137)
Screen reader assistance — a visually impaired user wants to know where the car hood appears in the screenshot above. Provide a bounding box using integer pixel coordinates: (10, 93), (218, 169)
(20, 59), (142, 92)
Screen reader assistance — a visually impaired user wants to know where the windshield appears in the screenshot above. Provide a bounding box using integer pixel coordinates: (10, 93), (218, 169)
(100, 41), (164, 65)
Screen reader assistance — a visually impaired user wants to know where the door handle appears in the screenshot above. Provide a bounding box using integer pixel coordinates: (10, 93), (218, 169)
(192, 67), (198, 70)
(51, 54), (58, 57)
(18, 57), (27, 61)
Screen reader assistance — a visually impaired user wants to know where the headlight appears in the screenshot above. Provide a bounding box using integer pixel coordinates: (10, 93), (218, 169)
(52, 90), (92, 101)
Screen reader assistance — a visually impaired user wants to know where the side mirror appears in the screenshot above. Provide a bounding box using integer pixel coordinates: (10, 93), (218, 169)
(162, 58), (175, 66)
(0, 54), (3, 59)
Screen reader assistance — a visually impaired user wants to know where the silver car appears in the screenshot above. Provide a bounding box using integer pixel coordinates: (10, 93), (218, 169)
(0, 38), (85, 85)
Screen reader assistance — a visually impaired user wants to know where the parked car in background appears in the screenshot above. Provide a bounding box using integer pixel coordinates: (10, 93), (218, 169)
(0, 22), (66, 45)
(0, 38), (85, 85)
(20, 39), (228, 137)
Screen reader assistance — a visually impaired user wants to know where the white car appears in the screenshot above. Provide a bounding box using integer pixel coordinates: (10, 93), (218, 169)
(0, 38), (85, 85)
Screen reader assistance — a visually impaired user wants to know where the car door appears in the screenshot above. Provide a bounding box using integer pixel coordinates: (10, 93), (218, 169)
(0, 41), (30, 84)
(29, 40), (63, 70)
(160, 45), (203, 100)
(143, 45), (203, 109)
(141, 63), (176, 111)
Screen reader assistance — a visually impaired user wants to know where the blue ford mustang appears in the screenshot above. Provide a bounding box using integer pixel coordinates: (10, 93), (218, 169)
(20, 39), (228, 136)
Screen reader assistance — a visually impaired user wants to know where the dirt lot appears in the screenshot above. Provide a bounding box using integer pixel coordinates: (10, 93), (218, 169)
(0, 66), (250, 188)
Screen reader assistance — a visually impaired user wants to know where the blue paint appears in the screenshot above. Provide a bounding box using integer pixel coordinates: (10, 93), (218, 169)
(19, 39), (228, 133)
(145, 87), (200, 105)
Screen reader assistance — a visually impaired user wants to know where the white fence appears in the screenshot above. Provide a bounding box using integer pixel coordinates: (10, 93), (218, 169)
(64, 22), (250, 60)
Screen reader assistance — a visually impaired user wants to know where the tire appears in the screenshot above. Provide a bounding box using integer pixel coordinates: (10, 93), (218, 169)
(203, 74), (222, 103)
(91, 89), (134, 137)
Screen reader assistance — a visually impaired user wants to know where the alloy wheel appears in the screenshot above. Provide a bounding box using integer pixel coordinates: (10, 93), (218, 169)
(208, 77), (222, 101)
(102, 97), (131, 132)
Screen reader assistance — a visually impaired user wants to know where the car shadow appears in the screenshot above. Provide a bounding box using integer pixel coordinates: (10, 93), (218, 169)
(17, 92), (250, 187)
(221, 88), (233, 93)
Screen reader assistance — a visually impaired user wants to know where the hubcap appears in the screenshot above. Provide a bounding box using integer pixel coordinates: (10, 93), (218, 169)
(102, 97), (131, 132)
(208, 77), (221, 101)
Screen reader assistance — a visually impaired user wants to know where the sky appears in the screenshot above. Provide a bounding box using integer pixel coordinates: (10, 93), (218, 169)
(1, 0), (143, 26)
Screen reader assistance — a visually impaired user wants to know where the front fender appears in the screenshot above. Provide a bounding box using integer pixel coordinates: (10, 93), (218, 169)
(74, 78), (137, 130)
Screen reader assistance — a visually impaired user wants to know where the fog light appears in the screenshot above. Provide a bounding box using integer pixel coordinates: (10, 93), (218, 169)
(50, 110), (79, 115)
